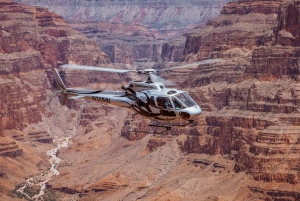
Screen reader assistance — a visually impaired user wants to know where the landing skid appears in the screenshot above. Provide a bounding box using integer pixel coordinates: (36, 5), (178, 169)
(128, 120), (194, 135)
(130, 127), (171, 135)
(149, 120), (194, 128)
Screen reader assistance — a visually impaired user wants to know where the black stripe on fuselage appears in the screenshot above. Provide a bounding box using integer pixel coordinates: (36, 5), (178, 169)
(74, 90), (103, 94)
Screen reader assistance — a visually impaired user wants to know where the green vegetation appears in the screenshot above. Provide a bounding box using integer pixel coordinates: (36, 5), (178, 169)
(10, 183), (29, 200)
(10, 183), (58, 201)
(43, 188), (58, 201)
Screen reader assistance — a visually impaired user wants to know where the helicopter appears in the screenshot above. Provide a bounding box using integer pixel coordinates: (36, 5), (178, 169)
(51, 59), (223, 133)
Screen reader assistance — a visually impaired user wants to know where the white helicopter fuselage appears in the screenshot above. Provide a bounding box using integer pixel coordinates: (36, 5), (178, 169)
(68, 81), (201, 121)
(52, 68), (202, 122)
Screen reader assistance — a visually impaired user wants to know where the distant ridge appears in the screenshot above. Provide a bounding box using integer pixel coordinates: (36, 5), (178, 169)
(16, 0), (233, 30)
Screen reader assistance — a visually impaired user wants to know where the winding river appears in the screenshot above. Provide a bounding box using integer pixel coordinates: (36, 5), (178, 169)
(16, 135), (71, 200)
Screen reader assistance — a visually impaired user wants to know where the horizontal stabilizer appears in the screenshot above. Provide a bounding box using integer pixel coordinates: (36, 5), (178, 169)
(68, 95), (86, 100)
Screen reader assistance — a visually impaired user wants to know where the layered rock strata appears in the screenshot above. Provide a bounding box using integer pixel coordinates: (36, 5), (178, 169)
(0, 1), (111, 198)
(16, 0), (232, 64)
(4, 130), (26, 142)
(184, 0), (285, 61)
(0, 0), (110, 134)
(0, 137), (23, 158)
(163, 0), (300, 200)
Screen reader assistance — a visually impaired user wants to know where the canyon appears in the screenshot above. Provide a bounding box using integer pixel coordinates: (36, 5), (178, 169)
(2, 0), (300, 201)
(15, 0), (233, 65)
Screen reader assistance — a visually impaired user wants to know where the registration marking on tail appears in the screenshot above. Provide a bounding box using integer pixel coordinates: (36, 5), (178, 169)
(92, 96), (111, 103)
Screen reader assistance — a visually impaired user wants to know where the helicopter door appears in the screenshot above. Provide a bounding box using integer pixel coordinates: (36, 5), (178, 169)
(150, 96), (156, 107)
(149, 96), (160, 114)
(156, 97), (176, 117)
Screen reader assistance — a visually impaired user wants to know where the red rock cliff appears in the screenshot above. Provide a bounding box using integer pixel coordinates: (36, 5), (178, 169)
(0, 1), (110, 133)
(0, 0), (111, 197)
(184, 0), (284, 61)
(175, 0), (300, 200)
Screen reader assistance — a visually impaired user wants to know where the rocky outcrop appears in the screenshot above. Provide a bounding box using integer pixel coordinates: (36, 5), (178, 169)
(147, 137), (167, 152)
(184, 0), (284, 61)
(161, 36), (186, 62)
(245, 45), (300, 80)
(28, 131), (52, 143)
(4, 130), (26, 141)
(277, 1), (300, 46)
(0, 137), (23, 158)
(0, 0), (110, 134)
(0, 52), (47, 132)
(121, 118), (150, 141)
(0, 123), (4, 137)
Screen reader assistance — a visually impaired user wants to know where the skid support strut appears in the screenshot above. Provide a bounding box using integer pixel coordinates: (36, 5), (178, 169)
(149, 120), (194, 128)
(128, 119), (195, 135)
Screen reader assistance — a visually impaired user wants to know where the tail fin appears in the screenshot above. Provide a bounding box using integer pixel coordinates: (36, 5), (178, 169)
(51, 67), (68, 105)
(51, 67), (67, 90)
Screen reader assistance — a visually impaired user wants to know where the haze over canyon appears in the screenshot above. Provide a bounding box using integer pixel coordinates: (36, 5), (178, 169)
(15, 0), (232, 65)
(2, 0), (300, 201)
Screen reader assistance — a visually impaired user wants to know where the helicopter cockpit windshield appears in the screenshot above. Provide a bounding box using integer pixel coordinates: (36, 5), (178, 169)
(171, 92), (197, 109)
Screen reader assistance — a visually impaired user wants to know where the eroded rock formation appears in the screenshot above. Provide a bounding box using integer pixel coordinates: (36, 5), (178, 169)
(16, 0), (233, 64)
(0, 0), (111, 198)
(164, 0), (300, 200)
(0, 137), (23, 158)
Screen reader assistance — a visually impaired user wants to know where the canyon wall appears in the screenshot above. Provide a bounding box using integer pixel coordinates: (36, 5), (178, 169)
(0, 0), (110, 135)
(166, 0), (300, 200)
(0, 1), (111, 198)
(16, 0), (233, 64)
(46, 0), (300, 200)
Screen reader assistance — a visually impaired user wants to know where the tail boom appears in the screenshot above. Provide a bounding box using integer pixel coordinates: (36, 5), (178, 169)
(51, 67), (132, 107)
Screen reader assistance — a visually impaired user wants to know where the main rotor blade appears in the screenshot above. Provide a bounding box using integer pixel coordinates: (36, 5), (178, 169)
(60, 64), (137, 73)
(158, 59), (224, 71)
(150, 74), (176, 86)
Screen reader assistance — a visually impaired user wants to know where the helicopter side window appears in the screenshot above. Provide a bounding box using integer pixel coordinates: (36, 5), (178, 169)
(150, 96), (156, 107)
(157, 97), (173, 109)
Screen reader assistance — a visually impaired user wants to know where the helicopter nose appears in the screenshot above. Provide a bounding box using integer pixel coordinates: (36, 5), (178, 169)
(179, 105), (202, 120)
(189, 105), (202, 119)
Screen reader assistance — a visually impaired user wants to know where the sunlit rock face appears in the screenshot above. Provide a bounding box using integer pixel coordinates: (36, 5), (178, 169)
(0, 1), (111, 197)
(47, 0), (300, 200)
(183, 0), (287, 62)
(160, 0), (300, 200)
(0, 0), (110, 133)
(16, 0), (233, 64)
